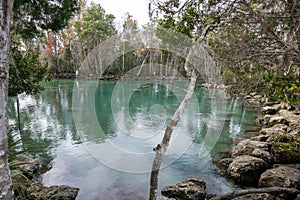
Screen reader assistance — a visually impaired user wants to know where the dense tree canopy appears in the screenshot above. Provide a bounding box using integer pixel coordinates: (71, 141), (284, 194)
(12, 0), (80, 39)
(74, 2), (116, 55)
(9, 0), (80, 96)
(150, 0), (300, 106)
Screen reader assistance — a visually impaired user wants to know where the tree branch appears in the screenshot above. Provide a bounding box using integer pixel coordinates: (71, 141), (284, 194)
(209, 187), (299, 200)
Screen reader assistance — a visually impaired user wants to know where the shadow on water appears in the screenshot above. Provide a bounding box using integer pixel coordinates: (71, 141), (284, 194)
(8, 79), (259, 199)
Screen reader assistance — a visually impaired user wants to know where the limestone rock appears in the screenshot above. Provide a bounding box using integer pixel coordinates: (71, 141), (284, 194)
(233, 139), (269, 157)
(271, 142), (300, 163)
(267, 115), (287, 127)
(260, 124), (288, 136)
(251, 148), (272, 164)
(279, 109), (300, 125)
(161, 178), (206, 200)
(27, 184), (79, 200)
(259, 166), (300, 190)
(269, 133), (300, 163)
(11, 155), (40, 179)
(261, 106), (278, 115)
(227, 155), (268, 186)
(250, 134), (270, 142)
(219, 158), (234, 169)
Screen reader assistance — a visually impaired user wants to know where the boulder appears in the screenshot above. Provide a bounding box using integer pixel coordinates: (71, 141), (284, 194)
(269, 133), (300, 163)
(267, 115), (287, 127)
(233, 139), (269, 157)
(219, 158), (234, 169)
(271, 141), (300, 163)
(227, 155), (268, 186)
(261, 106), (278, 115)
(27, 184), (79, 200)
(278, 109), (300, 125)
(161, 178), (206, 200)
(11, 155), (40, 179)
(250, 134), (270, 142)
(251, 148), (272, 164)
(259, 124), (288, 136)
(272, 103), (292, 111)
(259, 166), (300, 190)
(288, 126), (300, 137)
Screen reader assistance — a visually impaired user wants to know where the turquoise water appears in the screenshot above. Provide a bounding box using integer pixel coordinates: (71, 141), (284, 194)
(8, 79), (258, 200)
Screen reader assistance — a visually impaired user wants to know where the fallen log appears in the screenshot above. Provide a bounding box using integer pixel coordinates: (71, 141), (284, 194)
(209, 187), (299, 200)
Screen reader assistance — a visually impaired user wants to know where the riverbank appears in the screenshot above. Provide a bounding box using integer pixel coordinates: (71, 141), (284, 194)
(159, 91), (300, 199)
(48, 72), (192, 81)
(10, 155), (79, 199)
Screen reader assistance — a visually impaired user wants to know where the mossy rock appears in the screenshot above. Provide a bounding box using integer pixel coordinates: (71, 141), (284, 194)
(268, 131), (300, 143)
(271, 134), (300, 163)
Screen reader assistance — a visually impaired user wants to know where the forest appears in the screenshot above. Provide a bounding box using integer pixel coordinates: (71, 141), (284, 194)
(0, 0), (299, 199)
(7, 0), (300, 104)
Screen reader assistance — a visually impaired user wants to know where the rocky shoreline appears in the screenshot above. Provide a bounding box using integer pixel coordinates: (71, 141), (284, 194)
(11, 155), (79, 200)
(160, 93), (300, 200)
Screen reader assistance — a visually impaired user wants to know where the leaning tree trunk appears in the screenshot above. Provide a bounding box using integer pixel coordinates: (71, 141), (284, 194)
(149, 70), (197, 200)
(0, 0), (14, 199)
(149, 39), (198, 198)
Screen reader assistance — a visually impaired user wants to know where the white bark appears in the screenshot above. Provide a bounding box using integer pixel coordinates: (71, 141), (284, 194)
(0, 0), (14, 199)
(149, 69), (197, 200)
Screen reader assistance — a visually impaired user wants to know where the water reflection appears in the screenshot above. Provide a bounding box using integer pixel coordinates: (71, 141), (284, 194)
(8, 79), (258, 199)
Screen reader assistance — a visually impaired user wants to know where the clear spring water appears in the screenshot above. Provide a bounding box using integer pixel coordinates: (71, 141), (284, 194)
(8, 79), (259, 200)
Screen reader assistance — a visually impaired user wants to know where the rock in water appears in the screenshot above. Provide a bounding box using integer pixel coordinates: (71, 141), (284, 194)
(227, 155), (268, 186)
(161, 178), (206, 200)
(259, 165), (300, 190)
(233, 139), (269, 157)
(27, 184), (79, 200)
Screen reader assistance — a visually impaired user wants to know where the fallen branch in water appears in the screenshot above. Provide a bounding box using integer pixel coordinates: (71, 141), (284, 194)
(209, 187), (299, 200)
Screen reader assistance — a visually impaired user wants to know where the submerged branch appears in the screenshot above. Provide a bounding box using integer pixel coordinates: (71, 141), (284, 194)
(209, 187), (299, 200)
(149, 70), (197, 200)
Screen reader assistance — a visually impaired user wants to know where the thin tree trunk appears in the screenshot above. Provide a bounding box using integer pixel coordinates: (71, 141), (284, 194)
(16, 95), (21, 132)
(149, 69), (197, 200)
(0, 0), (14, 199)
(137, 53), (149, 76)
(122, 41), (125, 73)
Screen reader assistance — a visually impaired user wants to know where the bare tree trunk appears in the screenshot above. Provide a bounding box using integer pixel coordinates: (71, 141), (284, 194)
(0, 0), (14, 199)
(16, 95), (21, 132)
(149, 69), (197, 200)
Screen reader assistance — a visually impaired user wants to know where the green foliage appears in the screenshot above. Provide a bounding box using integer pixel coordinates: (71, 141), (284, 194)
(12, 0), (80, 39)
(9, 0), (79, 95)
(74, 2), (116, 53)
(271, 133), (300, 163)
(149, 0), (300, 99)
(8, 131), (33, 199)
(154, 0), (202, 38)
(263, 70), (300, 106)
(9, 34), (48, 96)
